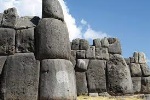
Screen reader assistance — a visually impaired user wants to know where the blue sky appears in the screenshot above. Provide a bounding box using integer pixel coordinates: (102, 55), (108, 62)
(0, 0), (149, 65)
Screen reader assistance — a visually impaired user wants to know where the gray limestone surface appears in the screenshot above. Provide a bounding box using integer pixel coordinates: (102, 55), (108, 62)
(95, 47), (109, 60)
(140, 64), (150, 77)
(101, 38), (109, 48)
(86, 46), (95, 59)
(132, 77), (141, 93)
(0, 13), (3, 27)
(141, 77), (150, 94)
(133, 52), (139, 63)
(42, 0), (64, 21)
(35, 18), (71, 60)
(139, 52), (146, 64)
(129, 63), (142, 77)
(79, 39), (89, 50)
(76, 50), (85, 59)
(0, 28), (15, 55)
(71, 38), (80, 50)
(40, 59), (77, 100)
(0, 56), (7, 75)
(0, 53), (40, 100)
(16, 28), (34, 53)
(75, 59), (89, 72)
(93, 39), (101, 48)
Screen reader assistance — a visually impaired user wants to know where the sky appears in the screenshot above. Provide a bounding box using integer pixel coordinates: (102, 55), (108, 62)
(0, 0), (149, 65)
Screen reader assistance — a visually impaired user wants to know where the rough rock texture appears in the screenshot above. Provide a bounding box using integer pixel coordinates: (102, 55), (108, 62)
(0, 53), (40, 100)
(133, 52), (139, 63)
(76, 50), (85, 59)
(93, 39), (101, 48)
(107, 54), (133, 95)
(95, 47), (109, 60)
(139, 52), (146, 64)
(87, 60), (107, 93)
(75, 59), (89, 72)
(0, 28), (15, 55)
(76, 72), (88, 96)
(101, 38), (109, 48)
(132, 77), (141, 93)
(16, 28), (34, 53)
(40, 59), (77, 100)
(129, 63), (142, 77)
(70, 50), (76, 66)
(140, 64), (150, 77)
(2, 8), (19, 28)
(144, 94), (150, 100)
(71, 38), (80, 50)
(141, 77), (150, 94)
(89, 93), (99, 97)
(108, 38), (122, 54)
(35, 18), (71, 60)
(79, 39), (89, 50)
(0, 13), (3, 27)
(42, 0), (64, 21)
(124, 58), (130, 65)
(130, 57), (135, 63)
(15, 16), (40, 29)
(0, 56), (7, 75)
(86, 46), (95, 59)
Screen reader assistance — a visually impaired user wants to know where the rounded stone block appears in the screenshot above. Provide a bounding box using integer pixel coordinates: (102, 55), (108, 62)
(40, 59), (77, 100)
(35, 18), (71, 60)
(42, 0), (64, 20)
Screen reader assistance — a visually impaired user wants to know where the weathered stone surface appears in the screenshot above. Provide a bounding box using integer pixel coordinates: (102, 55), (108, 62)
(16, 28), (34, 53)
(76, 72), (88, 96)
(132, 77), (141, 93)
(101, 38), (109, 48)
(79, 39), (89, 50)
(98, 92), (111, 97)
(95, 47), (109, 60)
(124, 58), (130, 65)
(107, 54), (133, 95)
(71, 38), (80, 50)
(0, 56), (7, 75)
(0, 13), (3, 27)
(42, 0), (64, 20)
(139, 52), (146, 64)
(130, 57), (135, 63)
(86, 46), (95, 59)
(87, 60), (107, 93)
(0, 28), (15, 55)
(0, 53), (40, 100)
(140, 64), (150, 77)
(2, 8), (19, 28)
(133, 52), (139, 63)
(70, 50), (76, 66)
(75, 59), (89, 72)
(144, 94), (150, 100)
(15, 16), (40, 29)
(40, 59), (77, 100)
(89, 93), (99, 97)
(76, 50), (85, 59)
(93, 38), (101, 48)
(35, 18), (71, 60)
(141, 77), (150, 94)
(129, 63), (142, 77)
(108, 38), (122, 54)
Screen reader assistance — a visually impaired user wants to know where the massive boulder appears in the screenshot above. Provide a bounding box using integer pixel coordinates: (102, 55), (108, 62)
(42, 0), (64, 21)
(139, 52), (146, 64)
(141, 77), (150, 94)
(71, 38), (80, 50)
(2, 8), (19, 28)
(79, 39), (89, 50)
(95, 47), (109, 60)
(0, 28), (15, 55)
(76, 50), (85, 59)
(16, 28), (34, 53)
(39, 59), (77, 100)
(133, 52), (139, 63)
(101, 38), (109, 48)
(75, 59), (89, 72)
(35, 18), (71, 60)
(0, 56), (7, 75)
(107, 54), (133, 95)
(129, 63), (142, 77)
(132, 77), (141, 93)
(87, 60), (107, 93)
(86, 46), (95, 59)
(0, 13), (3, 27)
(140, 64), (150, 77)
(93, 38), (101, 48)
(0, 53), (40, 100)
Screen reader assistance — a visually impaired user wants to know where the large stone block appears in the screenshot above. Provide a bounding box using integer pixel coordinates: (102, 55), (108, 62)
(0, 13), (3, 27)
(79, 39), (89, 50)
(141, 77), (150, 94)
(95, 47), (109, 60)
(76, 72), (88, 96)
(15, 16), (40, 29)
(132, 77), (141, 93)
(2, 8), (19, 28)
(86, 46), (95, 59)
(133, 52), (139, 63)
(75, 59), (89, 72)
(40, 59), (77, 100)
(35, 18), (71, 60)
(124, 58), (130, 65)
(0, 28), (15, 55)
(0, 56), (7, 75)
(140, 64), (150, 77)
(71, 38), (80, 50)
(42, 0), (64, 20)
(130, 57), (135, 63)
(139, 52), (146, 64)
(87, 60), (107, 93)
(144, 94), (150, 100)
(70, 50), (76, 66)
(93, 38), (101, 48)
(129, 63), (142, 77)
(108, 38), (122, 54)
(0, 53), (40, 100)
(76, 50), (85, 59)
(16, 28), (34, 53)
(101, 38), (109, 48)
(107, 54), (133, 95)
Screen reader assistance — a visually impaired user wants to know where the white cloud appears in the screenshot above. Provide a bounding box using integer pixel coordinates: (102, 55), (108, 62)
(0, 0), (109, 41)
